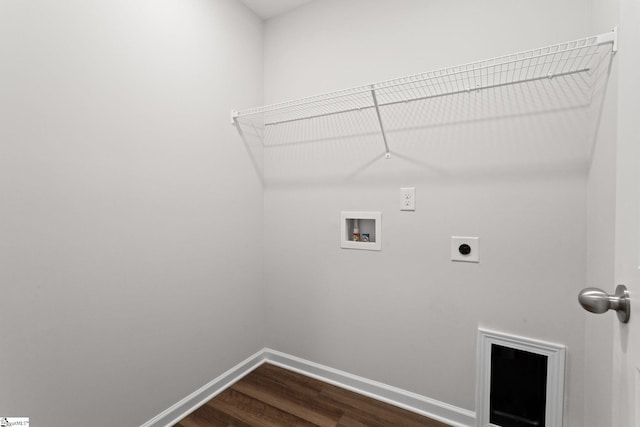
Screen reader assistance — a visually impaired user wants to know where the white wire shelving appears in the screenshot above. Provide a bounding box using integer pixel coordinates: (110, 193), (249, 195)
(232, 29), (617, 159)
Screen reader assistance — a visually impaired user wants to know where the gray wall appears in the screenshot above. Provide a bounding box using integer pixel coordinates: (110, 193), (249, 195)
(262, 0), (597, 424)
(0, 1), (264, 426)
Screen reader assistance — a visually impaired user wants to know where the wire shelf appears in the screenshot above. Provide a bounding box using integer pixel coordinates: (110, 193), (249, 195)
(233, 30), (617, 159)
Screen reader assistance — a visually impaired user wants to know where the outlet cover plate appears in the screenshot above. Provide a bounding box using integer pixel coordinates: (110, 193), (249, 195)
(400, 187), (415, 211)
(451, 236), (479, 263)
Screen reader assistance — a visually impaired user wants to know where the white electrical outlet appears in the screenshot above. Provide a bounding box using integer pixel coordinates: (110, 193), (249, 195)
(400, 187), (415, 211)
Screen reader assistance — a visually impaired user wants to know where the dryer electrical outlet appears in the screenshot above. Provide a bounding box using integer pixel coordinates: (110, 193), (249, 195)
(451, 236), (479, 263)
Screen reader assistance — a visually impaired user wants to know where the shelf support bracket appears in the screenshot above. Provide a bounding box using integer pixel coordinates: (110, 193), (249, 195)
(230, 109), (239, 126)
(370, 87), (391, 159)
(597, 27), (618, 54)
(249, 120), (265, 146)
(231, 110), (265, 146)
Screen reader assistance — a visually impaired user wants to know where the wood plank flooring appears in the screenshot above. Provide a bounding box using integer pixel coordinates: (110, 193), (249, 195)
(175, 363), (451, 427)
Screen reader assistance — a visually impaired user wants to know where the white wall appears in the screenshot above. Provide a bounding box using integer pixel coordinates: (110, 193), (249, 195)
(262, 0), (597, 424)
(0, 1), (619, 425)
(0, 1), (264, 426)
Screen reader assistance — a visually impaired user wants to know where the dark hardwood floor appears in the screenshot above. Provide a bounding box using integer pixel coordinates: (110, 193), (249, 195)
(175, 363), (451, 427)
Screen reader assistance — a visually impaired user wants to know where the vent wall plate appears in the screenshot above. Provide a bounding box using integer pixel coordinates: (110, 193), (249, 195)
(476, 328), (566, 427)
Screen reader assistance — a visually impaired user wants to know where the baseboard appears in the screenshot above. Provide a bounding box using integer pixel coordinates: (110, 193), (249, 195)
(263, 348), (476, 427)
(140, 348), (266, 427)
(141, 348), (476, 427)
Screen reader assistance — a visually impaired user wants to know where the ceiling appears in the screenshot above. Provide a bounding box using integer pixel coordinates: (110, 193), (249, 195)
(239, 0), (313, 20)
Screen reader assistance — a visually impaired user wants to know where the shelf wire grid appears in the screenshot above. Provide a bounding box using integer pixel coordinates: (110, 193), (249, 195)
(233, 31), (616, 152)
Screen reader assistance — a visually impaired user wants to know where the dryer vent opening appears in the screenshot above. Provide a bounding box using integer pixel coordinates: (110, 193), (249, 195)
(490, 344), (548, 427)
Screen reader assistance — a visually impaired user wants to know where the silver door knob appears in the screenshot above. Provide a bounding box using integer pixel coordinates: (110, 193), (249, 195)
(578, 284), (630, 323)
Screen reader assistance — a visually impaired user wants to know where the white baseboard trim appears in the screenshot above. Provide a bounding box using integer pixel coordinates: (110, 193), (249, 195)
(141, 348), (476, 427)
(263, 348), (476, 427)
(140, 349), (266, 427)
